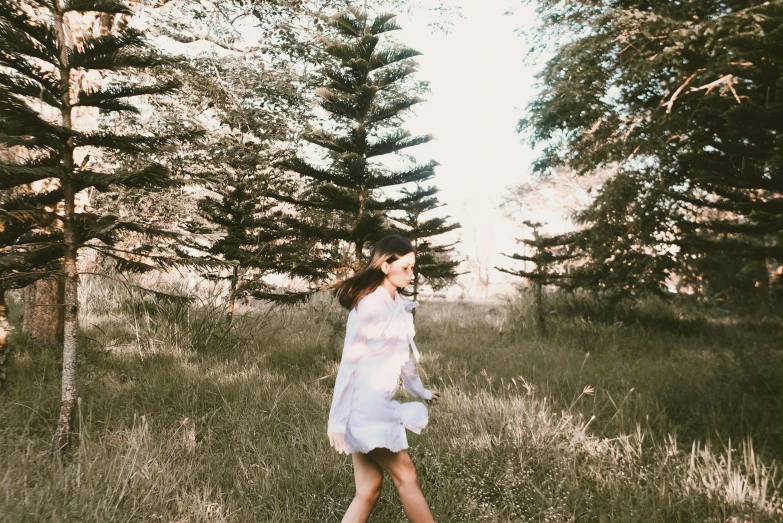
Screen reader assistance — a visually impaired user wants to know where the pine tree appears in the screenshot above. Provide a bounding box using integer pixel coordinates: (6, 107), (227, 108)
(0, 179), (64, 350)
(0, 0), (208, 451)
(194, 165), (326, 314)
(497, 221), (579, 335)
(196, 173), (277, 319)
(395, 183), (460, 303)
(276, 7), (438, 278)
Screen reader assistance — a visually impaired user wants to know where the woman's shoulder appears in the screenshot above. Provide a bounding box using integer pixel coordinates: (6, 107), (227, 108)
(353, 287), (388, 315)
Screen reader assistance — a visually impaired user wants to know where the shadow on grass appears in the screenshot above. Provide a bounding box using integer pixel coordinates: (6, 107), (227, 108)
(2, 296), (781, 522)
(418, 297), (783, 462)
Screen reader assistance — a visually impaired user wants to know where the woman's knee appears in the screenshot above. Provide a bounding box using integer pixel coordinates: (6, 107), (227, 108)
(356, 476), (383, 504)
(390, 461), (418, 489)
(367, 449), (419, 490)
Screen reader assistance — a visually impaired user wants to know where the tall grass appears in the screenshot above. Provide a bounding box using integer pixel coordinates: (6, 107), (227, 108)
(1, 281), (781, 521)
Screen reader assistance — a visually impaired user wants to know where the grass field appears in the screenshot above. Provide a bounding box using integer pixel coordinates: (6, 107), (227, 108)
(1, 279), (782, 522)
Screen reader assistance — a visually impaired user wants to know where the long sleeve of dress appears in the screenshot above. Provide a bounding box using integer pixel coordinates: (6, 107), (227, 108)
(401, 358), (432, 400)
(327, 295), (387, 434)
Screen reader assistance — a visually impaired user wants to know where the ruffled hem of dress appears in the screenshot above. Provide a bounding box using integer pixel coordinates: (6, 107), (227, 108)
(346, 422), (409, 454)
(350, 442), (410, 454)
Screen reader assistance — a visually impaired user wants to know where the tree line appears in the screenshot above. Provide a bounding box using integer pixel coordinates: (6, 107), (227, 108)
(0, 0), (460, 451)
(500, 0), (783, 333)
(2, 0), (781, 451)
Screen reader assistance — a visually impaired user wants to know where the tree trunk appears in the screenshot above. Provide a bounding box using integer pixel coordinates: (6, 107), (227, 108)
(53, 253), (78, 452)
(412, 272), (419, 320)
(0, 288), (7, 342)
(22, 278), (65, 345)
(227, 265), (239, 321)
(50, 4), (120, 453)
(535, 279), (547, 336)
(355, 187), (365, 267)
(52, 4), (78, 453)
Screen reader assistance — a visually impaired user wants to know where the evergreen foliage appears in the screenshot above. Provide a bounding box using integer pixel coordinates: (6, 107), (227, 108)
(521, 0), (783, 300)
(276, 7), (438, 279)
(0, 0), (210, 450)
(152, 53), (324, 310)
(498, 221), (579, 334)
(570, 172), (679, 301)
(194, 162), (327, 310)
(395, 183), (460, 301)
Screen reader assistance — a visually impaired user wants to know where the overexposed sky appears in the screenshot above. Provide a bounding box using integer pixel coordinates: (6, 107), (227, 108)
(142, 0), (563, 294)
(396, 1), (544, 286)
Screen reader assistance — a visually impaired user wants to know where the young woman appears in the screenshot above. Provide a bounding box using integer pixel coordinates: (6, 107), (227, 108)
(327, 235), (441, 523)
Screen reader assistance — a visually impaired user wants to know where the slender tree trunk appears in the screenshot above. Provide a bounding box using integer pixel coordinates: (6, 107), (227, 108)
(22, 278), (65, 345)
(764, 89), (780, 302)
(412, 272), (419, 321)
(55, 249), (79, 452)
(535, 275), (546, 337)
(355, 187), (366, 267)
(52, 4), (78, 452)
(227, 265), (239, 321)
(354, 239), (364, 268)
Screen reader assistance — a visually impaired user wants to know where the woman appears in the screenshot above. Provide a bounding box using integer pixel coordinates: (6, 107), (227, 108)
(327, 235), (442, 523)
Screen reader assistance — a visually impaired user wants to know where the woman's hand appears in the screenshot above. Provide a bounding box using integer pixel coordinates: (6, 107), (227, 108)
(328, 432), (350, 454)
(426, 390), (441, 406)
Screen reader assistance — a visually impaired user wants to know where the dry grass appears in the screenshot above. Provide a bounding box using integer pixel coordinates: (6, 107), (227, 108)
(1, 281), (781, 521)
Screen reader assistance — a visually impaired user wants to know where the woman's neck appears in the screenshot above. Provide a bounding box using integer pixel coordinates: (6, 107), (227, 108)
(380, 279), (397, 300)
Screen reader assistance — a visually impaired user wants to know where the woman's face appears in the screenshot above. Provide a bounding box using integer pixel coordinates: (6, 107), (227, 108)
(383, 252), (415, 288)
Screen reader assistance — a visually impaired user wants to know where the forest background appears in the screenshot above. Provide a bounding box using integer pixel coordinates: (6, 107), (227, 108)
(1, 0), (782, 521)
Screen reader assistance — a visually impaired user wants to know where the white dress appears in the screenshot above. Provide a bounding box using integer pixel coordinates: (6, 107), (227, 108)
(327, 286), (433, 454)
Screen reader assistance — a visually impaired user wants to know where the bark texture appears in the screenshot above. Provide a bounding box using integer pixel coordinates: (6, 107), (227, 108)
(22, 279), (65, 345)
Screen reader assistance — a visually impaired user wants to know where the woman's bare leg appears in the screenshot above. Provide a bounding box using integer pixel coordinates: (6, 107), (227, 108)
(368, 448), (435, 523)
(341, 452), (384, 523)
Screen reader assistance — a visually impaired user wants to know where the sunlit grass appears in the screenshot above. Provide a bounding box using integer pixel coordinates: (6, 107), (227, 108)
(1, 281), (781, 521)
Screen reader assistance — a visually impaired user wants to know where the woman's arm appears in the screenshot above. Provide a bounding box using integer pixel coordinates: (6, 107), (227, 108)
(401, 358), (433, 400)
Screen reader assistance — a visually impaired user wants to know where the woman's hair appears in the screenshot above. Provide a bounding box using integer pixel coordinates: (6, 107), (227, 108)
(333, 235), (414, 311)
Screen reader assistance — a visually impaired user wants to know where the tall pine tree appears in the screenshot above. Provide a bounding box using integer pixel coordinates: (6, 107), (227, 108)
(498, 221), (580, 335)
(0, 0), (208, 450)
(395, 183), (460, 303)
(276, 7), (438, 278)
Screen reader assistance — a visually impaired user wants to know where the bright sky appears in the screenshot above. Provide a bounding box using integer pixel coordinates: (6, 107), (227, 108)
(145, 0), (553, 295)
(397, 1), (543, 290)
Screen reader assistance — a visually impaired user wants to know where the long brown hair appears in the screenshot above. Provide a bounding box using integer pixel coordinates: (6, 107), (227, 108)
(333, 235), (414, 311)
